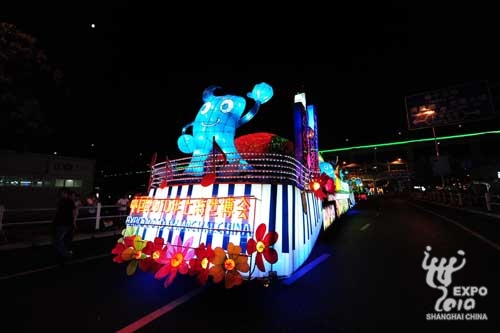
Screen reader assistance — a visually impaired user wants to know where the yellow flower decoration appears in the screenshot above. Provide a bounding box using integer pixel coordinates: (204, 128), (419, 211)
(119, 235), (148, 275)
(209, 242), (250, 289)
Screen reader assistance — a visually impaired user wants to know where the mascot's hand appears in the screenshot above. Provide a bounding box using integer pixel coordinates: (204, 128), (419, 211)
(247, 82), (273, 104)
(177, 134), (195, 154)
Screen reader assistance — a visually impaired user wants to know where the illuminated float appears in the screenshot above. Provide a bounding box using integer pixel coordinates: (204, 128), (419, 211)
(112, 83), (354, 288)
(318, 155), (356, 230)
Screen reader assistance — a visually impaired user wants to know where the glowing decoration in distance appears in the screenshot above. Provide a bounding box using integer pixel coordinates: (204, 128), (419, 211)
(178, 83), (273, 175)
(319, 130), (500, 153)
(319, 161), (335, 179)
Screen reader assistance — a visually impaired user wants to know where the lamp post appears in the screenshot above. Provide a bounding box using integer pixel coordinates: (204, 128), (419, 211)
(418, 107), (444, 187)
(428, 113), (444, 187)
(432, 126), (440, 159)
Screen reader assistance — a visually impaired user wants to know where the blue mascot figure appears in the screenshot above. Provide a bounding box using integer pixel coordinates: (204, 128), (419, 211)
(178, 82), (273, 175)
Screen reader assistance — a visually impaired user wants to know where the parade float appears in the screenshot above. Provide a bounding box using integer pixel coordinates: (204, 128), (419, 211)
(318, 155), (356, 230)
(112, 83), (354, 289)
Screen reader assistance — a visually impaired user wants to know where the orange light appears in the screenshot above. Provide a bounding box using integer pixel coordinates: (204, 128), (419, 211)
(134, 250), (142, 260)
(170, 253), (184, 268)
(224, 258), (235, 271)
(311, 181), (321, 191)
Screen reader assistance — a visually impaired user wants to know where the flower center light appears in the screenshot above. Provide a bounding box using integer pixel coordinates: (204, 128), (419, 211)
(152, 250), (160, 260)
(171, 253), (184, 267)
(134, 250), (142, 260)
(256, 241), (265, 253)
(201, 257), (209, 269)
(224, 258), (235, 271)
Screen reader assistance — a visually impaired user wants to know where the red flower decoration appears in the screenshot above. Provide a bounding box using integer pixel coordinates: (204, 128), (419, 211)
(189, 243), (215, 285)
(140, 237), (165, 273)
(111, 235), (140, 264)
(111, 242), (126, 263)
(111, 235), (149, 276)
(247, 223), (279, 272)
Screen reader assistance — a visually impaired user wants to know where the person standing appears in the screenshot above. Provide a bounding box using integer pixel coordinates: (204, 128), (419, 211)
(116, 194), (130, 228)
(63, 191), (80, 254)
(52, 188), (77, 261)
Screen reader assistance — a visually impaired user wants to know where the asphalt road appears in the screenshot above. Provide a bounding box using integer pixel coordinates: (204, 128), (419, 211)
(1, 197), (499, 332)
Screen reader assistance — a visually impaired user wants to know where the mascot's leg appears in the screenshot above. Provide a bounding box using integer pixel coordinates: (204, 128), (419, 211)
(184, 155), (207, 176)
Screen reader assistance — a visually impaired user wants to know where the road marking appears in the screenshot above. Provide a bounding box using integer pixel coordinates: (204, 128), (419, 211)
(0, 253), (111, 281)
(70, 253), (112, 264)
(0, 264), (60, 280)
(116, 287), (205, 333)
(360, 223), (371, 231)
(413, 203), (500, 252)
(282, 253), (330, 286)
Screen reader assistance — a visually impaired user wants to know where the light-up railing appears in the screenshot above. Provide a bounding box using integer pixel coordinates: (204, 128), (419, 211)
(149, 152), (315, 190)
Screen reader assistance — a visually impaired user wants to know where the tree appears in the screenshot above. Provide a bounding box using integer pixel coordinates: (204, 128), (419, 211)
(0, 22), (65, 151)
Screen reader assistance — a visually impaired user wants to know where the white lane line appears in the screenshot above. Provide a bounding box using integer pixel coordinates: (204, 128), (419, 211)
(360, 223), (371, 231)
(0, 253), (111, 281)
(412, 203), (500, 252)
(116, 287), (205, 333)
(282, 253), (331, 286)
(0, 264), (59, 280)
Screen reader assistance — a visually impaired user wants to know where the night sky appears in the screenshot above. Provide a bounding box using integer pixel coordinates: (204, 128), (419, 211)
(3, 1), (500, 168)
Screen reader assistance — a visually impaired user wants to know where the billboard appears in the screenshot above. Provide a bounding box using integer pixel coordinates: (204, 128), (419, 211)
(405, 81), (495, 130)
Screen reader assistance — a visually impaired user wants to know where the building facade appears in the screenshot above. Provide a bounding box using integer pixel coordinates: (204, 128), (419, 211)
(0, 151), (95, 209)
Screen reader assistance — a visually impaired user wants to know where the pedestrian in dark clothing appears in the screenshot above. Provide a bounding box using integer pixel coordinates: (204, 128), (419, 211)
(64, 191), (79, 253)
(52, 188), (77, 260)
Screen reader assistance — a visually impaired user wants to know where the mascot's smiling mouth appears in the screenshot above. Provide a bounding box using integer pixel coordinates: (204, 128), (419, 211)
(201, 118), (221, 127)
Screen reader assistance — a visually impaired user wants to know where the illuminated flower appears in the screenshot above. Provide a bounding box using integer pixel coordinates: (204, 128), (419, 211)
(154, 236), (194, 288)
(310, 174), (330, 200)
(117, 226), (139, 243)
(112, 235), (149, 276)
(139, 237), (166, 273)
(247, 223), (278, 272)
(209, 242), (250, 289)
(324, 176), (335, 194)
(111, 242), (126, 263)
(189, 243), (215, 285)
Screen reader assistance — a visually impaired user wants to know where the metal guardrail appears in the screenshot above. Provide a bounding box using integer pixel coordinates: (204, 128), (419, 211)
(412, 191), (500, 213)
(0, 204), (128, 245)
(0, 153), (323, 246)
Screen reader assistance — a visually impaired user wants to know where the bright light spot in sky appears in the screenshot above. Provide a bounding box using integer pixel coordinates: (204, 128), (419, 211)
(91, 23), (96, 28)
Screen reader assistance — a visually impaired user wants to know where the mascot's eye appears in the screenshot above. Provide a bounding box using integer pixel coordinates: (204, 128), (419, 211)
(220, 99), (234, 113)
(200, 102), (212, 115)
